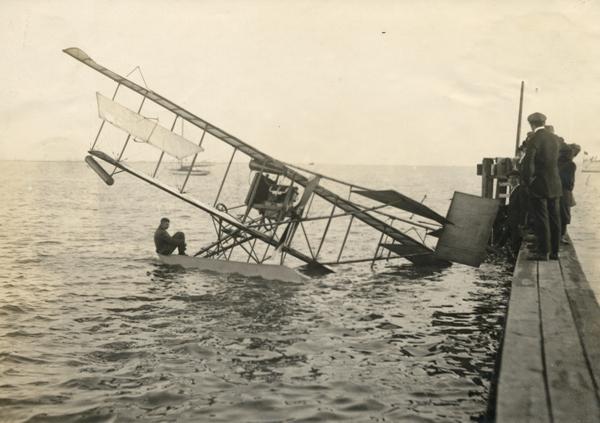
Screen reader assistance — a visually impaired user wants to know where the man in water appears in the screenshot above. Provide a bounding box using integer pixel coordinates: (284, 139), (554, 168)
(154, 217), (187, 255)
(522, 112), (562, 261)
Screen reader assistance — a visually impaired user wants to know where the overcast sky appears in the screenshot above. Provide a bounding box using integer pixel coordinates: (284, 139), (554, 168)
(1, 0), (599, 165)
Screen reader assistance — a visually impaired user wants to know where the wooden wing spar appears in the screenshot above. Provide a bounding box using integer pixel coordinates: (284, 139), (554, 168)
(65, 47), (499, 276)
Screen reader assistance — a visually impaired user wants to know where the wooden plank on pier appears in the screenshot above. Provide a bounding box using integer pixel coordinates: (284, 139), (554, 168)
(497, 237), (600, 422)
(496, 248), (551, 423)
(559, 235), (600, 393)
(538, 259), (600, 422)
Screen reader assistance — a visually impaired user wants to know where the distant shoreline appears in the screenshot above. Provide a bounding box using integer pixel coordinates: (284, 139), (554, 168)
(0, 159), (473, 167)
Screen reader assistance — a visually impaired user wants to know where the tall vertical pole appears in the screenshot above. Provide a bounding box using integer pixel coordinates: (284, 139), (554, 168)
(515, 81), (525, 155)
(481, 158), (494, 198)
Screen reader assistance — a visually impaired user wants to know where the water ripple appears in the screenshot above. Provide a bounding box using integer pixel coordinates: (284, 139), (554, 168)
(0, 162), (515, 422)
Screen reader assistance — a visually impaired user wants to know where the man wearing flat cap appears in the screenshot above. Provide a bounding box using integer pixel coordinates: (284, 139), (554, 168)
(522, 112), (563, 260)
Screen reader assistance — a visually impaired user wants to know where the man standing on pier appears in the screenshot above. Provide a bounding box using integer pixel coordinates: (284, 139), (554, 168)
(522, 112), (562, 261)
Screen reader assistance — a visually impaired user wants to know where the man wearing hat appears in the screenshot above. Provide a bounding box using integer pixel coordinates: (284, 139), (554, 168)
(154, 217), (187, 255)
(558, 143), (581, 244)
(522, 112), (563, 260)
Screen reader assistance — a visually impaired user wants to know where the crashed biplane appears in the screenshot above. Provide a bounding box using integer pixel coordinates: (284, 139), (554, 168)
(65, 47), (499, 282)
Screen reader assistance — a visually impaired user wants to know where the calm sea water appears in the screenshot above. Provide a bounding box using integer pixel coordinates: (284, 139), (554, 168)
(570, 170), (600, 298)
(0, 160), (530, 422)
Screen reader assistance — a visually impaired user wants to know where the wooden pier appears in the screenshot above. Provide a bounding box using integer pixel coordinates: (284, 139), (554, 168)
(495, 237), (600, 422)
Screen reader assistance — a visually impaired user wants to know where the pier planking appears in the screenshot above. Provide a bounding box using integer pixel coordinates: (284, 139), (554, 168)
(560, 240), (600, 391)
(496, 250), (550, 422)
(496, 236), (600, 422)
(538, 258), (599, 422)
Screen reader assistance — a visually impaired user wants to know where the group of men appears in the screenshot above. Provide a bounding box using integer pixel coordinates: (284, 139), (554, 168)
(519, 112), (580, 261)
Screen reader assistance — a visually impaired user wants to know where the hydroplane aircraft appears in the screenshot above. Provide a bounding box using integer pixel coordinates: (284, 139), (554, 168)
(65, 47), (499, 282)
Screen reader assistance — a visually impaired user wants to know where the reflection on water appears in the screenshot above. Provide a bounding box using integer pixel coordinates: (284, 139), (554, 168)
(381, 263), (449, 281)
(0, 162), (514, 422)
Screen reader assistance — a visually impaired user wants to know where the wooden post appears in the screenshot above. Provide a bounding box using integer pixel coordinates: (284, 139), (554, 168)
(515, 81), (525, 156)
(481, 158), (494, 199)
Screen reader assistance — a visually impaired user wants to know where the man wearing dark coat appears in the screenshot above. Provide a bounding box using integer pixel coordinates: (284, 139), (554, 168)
(154, 217), (187, 255)
(521, 112), (563, 260)
(558, 143), (580, 243)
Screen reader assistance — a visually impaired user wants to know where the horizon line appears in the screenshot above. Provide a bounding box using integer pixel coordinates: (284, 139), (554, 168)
(0, 159), (473, 167)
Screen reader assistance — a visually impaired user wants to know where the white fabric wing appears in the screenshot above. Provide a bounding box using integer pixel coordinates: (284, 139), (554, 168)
(96, 92), (203, 160)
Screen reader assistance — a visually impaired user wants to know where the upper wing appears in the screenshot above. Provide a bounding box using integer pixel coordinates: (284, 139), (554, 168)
(64, 47), (277, 164)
